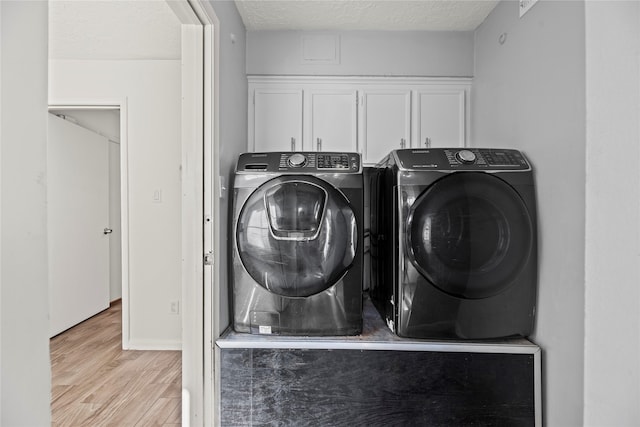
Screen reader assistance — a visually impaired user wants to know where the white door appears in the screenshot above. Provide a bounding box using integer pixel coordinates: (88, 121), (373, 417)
(48, 113), (110, 337)
(360, 90), (411, 165)
(251, 89), (303, 152)
(306, 90), (358, 152)
(414, 90), (466, 148)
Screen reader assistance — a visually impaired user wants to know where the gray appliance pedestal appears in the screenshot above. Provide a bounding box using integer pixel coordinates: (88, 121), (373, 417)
(215, 299), (542, 426)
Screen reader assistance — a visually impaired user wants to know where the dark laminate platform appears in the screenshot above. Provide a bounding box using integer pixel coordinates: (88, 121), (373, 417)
(216, 298), (542, 426)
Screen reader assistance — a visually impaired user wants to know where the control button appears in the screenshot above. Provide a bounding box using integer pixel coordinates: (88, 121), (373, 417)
(456, 150), (477, 164)
(288, 153), (307, 167)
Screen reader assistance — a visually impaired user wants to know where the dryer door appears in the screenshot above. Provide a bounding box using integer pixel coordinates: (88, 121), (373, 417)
(406, 172), (533, 299)
(236, 175), (357, 297)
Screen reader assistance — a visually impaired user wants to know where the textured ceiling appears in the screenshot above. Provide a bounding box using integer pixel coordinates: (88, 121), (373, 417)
(49, 0), (181, 60)
(49, 0), (499, 60)
(234, 0), (500, 31)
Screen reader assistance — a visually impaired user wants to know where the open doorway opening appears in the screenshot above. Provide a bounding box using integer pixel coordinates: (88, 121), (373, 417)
(48, 106), (122, 324)
(48, 0), (216, 424)
(46, 104), (182, 425)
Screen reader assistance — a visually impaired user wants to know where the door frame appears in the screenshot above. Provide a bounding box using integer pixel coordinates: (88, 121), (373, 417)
(48, 0), (218, 425)
(47, 99), (130, 343)
(168, 1), (219, 425)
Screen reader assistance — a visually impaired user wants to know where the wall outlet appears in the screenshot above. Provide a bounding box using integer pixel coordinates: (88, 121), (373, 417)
(170, 300), (180, 315)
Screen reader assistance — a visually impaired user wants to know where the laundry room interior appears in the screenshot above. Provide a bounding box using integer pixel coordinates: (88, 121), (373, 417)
(211, 1), (639, 425)
(2, 0), (639, 426)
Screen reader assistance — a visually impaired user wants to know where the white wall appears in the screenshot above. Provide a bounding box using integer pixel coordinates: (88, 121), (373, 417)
(0, 1), (51, 425)
(247, 30), (473, 77)
(472, 1), (586, 425)
(584, 2), (640, 425)
(49, 60), (182, 349)
(207, 0), (248, 336)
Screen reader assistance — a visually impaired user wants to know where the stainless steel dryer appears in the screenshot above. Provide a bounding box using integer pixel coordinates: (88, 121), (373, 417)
(370, 148), (537, 339)
(231, 152), (363, 336)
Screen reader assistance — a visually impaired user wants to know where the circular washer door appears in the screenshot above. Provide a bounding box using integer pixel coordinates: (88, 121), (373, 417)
(407, 172), (533, 299)
(236, 175), (357, 297)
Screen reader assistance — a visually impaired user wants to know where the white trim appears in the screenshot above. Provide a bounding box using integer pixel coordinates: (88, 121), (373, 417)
(178, 21), (205, 427)
(47, 98), (131, 350)
(202, 14), (219, 427)
(171, 1), (218, 426)
(127, 339), (182, 351)
(189, 3), (220, 426)
(215, 336), (540, 354)
(165, 0), (201, 25)
(534, 348), (543, 426)
(248, 75), (473, 87)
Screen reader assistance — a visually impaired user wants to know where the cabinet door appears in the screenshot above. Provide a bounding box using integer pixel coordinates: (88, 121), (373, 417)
(414, 90), (466, 148)
(360, 90), (411, 165)
(306, 90), (358, 152)
(251, 89), (303, 152)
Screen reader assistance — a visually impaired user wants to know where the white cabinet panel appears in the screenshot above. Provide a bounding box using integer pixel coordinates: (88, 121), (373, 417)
(251, 89), (303, 152)
(248, 77), (471, 157)
(414, 90), (466, 148)
(306, 90), (358, 152)
(360, 90), (411, 165)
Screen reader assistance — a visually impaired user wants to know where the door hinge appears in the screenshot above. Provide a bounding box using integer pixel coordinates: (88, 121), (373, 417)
(204, 251), (214, 266)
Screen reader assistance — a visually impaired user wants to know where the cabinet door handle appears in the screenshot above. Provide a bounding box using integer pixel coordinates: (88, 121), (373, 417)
(291, 137), (296, 151)
(425, 137), (431, 148)
(317, 138), (322, 151)
(400, 138), (406, 149)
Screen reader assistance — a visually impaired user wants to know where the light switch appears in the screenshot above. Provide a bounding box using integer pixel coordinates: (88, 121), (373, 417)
(153, 189), (163, 203)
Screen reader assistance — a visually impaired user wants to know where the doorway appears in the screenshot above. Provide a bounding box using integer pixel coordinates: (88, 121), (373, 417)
(48, 0), (216, 424)
(47, 107), (122, 337)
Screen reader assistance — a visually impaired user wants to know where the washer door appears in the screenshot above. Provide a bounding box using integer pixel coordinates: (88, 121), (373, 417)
(236, 175), (357, 297)
(407, 172), (533, 299)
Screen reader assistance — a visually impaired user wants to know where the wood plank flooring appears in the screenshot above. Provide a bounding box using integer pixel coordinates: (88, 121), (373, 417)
(50, 300), (182, 426)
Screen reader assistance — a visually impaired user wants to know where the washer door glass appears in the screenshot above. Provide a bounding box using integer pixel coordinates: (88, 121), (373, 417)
(407, 172), (533, 299)
(237, 175), (357, 297)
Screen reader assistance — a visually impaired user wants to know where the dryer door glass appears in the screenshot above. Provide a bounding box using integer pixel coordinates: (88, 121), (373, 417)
(236, 176), (357, 297)
(407, 172), (533, 299)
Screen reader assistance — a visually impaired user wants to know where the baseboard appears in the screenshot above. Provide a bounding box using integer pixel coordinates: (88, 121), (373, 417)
(126, 339), (182, 351)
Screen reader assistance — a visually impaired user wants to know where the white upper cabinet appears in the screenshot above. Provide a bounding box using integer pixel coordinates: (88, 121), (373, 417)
(247, 76), (471, 162)
(360, 90), (411, 165)
(414, 89), (467, 148)
(250, 88), (303, 152)
(305, 90), (358, 152)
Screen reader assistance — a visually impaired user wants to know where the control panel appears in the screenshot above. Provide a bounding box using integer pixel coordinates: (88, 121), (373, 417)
(396, 148), (530, 171)
(236, 152), (361, 173)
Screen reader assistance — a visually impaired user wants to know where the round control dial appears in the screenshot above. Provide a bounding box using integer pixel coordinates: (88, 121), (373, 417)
(288, 153), (307, 167)
(456, 150), (477, 164)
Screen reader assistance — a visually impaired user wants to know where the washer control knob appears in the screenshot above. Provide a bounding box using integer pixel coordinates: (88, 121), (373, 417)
(456, 150), (477, 164)
(288, 153), (307, 167)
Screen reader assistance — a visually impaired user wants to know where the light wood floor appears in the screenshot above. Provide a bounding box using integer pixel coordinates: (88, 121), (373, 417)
(50, 301), (182, 426)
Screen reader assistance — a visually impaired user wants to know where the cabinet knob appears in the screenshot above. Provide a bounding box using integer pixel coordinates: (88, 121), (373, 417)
(425, 137), (431, 148)
(317, 138), (322, 151)
(400, 138), (406, 149)
(291, 137), (296, 151)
